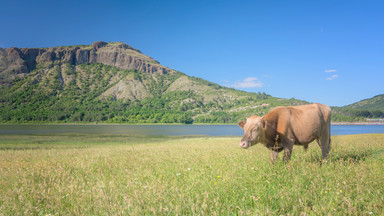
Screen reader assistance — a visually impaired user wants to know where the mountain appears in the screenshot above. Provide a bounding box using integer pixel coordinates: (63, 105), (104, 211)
(332, 94), (384, 122)
(0, 41), (308, 123)
(343, 94), (384, 111)
(0, 41), (170, 85)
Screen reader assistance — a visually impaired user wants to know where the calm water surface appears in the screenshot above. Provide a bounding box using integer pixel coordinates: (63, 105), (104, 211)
(0, 124), (383, 136)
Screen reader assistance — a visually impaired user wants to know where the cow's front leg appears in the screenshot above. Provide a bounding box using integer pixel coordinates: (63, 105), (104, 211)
(270, 151), (279, 163)
(283, 140), (294, 162)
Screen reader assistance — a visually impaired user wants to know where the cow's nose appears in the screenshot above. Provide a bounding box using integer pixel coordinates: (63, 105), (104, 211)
(240, 141), (248, 148)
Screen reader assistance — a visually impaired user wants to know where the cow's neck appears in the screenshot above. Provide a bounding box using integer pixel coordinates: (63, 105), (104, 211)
(259, 129), (268, 145)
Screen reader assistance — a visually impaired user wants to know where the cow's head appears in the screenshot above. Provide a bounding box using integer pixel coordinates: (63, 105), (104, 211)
(238, 115), (266, 148)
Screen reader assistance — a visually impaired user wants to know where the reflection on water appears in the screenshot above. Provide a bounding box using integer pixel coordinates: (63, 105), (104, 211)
(0, 124), (383, 136)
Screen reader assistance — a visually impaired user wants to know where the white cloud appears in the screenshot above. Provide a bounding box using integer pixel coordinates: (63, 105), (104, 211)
(326, 74), (339, 80)
(325, 69), (337, 73)
(227, 77), (264, 88)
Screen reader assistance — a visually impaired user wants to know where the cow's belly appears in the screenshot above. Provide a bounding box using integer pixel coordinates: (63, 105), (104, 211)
(291, 128), (319, 145)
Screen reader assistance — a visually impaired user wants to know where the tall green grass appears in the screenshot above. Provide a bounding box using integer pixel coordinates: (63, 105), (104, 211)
(0, 134), (383, 215)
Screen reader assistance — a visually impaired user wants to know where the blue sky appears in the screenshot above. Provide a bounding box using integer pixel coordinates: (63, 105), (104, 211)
(1, 0), (383, 106)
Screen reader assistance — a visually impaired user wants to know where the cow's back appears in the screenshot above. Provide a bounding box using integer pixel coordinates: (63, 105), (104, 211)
(264, 103), (331, 145)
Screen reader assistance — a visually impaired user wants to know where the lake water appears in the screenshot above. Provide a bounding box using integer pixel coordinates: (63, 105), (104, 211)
(0, 124), (384, 136)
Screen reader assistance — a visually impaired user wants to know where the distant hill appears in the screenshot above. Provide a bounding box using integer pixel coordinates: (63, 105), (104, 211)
(332, 94), (384, 122)
(0, 41), (307, 124)
(344, 94), (384, 111)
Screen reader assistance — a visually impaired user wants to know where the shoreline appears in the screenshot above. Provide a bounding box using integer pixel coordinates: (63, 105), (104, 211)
(0, 122), (384, 126)
(331, 122), (384, 125)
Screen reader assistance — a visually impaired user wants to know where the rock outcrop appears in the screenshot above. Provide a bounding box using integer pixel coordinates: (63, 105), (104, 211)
(0, 41), (172, 84)
(92, 41), (108, 50)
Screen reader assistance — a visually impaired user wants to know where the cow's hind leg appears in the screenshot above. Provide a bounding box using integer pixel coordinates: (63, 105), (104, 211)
(318, 134), (331, 161)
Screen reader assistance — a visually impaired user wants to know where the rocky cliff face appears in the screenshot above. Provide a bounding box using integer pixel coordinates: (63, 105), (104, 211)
(0, 41), (173, 84)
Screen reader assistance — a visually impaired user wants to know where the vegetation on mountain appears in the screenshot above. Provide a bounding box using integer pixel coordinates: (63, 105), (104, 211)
(0, 41), (382, 124)
(332, 94), (384, 122)
(344, 94), (384, 111)
(0, 60), (305, 124)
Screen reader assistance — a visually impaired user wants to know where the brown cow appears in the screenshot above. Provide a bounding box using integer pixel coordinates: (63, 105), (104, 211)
(238, 103), (331, 162)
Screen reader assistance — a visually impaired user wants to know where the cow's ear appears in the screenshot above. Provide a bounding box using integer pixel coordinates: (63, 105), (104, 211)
(238, 120), (246, 129)
(261, 119), (266, 129)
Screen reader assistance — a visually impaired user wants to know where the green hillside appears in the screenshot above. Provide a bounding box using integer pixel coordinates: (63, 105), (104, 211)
(332, 94), (384, 122)
(344, 94), (384, 111)
(2, 41), (382, 124)
(0, 42), (307, 124)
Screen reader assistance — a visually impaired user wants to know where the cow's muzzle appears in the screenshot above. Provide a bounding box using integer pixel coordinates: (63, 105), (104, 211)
(240, 140), (249, 149)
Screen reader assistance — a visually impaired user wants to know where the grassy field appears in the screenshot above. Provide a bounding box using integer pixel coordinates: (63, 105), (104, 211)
(0, 133), (383, 215)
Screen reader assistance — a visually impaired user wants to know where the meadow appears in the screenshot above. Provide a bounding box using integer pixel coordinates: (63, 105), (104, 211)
(0, 133), (383, 215)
